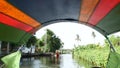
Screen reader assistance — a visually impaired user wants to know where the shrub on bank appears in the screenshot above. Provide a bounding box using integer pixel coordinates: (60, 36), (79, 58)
(73, 45), (110, 67)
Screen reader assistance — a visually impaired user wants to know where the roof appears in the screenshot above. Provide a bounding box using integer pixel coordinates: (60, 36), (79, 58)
(0, 0), (120, 43)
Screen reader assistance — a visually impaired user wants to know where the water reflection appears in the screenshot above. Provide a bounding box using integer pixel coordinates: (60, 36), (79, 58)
(20, 54), (92, 68)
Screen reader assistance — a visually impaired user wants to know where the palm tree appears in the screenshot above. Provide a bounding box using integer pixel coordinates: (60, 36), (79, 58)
(75, 34), (81, 46)
(91, 31), (96, 44)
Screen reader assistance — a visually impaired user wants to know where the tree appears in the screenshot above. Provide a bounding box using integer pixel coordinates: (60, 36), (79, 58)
(40, 29), (63, 53)
(26, 35), (37, 47)
(104, 35), (120, 46)
(39, 40), (44, 47)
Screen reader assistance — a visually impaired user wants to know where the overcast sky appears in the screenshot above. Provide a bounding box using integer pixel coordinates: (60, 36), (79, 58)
(34, 22), (120, 49)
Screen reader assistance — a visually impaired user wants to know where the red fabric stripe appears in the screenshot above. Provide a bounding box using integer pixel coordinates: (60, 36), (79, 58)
(88, 0), (120, 25)
(0, 13), (33, 32)
(79, 0), (99, 22)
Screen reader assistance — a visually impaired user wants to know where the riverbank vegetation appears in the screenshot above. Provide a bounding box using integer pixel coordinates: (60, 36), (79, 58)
(36, 29), (63, 53)
(73, 35), (120, 67)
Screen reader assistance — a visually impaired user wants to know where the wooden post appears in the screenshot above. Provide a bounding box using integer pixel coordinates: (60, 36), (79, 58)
(7, 42), (10, 54)
(0, 41), (1, 54)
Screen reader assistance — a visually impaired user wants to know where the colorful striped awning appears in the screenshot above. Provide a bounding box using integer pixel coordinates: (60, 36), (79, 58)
(0, 0), (120, 44)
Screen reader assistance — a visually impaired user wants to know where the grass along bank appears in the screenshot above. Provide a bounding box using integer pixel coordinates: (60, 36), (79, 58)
(72, 44), (120, 67)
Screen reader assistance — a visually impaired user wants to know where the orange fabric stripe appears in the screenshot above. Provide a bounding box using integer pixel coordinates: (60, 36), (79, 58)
(79, 0), (99, 23)
(0, 0), (41, 28)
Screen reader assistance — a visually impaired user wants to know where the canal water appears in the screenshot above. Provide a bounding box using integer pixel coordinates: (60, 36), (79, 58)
(20, 54), (93, 68)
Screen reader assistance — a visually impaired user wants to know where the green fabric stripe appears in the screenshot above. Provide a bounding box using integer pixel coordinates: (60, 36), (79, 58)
(106, 52), (120, 68)
(19, 33), (32, 44)
(0, 23), (28, 43)
(97, 4), (120, 35)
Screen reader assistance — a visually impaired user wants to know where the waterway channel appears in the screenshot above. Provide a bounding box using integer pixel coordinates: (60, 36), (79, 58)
(20, 54), (93, 68)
